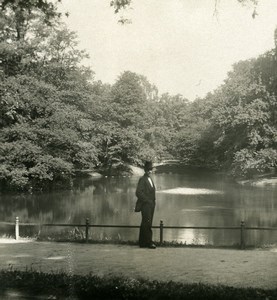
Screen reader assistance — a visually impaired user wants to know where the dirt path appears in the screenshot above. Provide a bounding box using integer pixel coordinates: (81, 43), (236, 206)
(0, 239), (277, 289)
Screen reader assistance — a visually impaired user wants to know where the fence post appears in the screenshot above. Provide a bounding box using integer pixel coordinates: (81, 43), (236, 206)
(240, 220), (245, 249)
(15, 217), (19, 240)
(160, 220), (164, 245)
(85, 218), (89, 243)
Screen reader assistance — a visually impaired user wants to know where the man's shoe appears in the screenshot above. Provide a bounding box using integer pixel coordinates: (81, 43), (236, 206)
(148, 243), (156, 249)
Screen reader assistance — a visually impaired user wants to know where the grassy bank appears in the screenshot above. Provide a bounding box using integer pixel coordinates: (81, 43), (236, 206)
(0, 234), (259, 249)
(0, 270), (276, 300)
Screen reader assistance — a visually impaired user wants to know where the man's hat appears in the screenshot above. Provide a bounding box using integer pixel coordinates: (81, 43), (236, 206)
(144, 161), (153, 171)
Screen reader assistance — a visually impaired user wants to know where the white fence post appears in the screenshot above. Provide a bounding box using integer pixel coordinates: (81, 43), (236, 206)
(15, 217), (19, 240)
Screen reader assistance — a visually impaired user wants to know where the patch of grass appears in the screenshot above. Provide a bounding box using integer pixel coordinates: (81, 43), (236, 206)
(37, 235), (251, 249)
(257, 243), (277, 250)
(0, 234), (14, 239)
(0, 269), (276, 300)
(1, 231), (257, 250)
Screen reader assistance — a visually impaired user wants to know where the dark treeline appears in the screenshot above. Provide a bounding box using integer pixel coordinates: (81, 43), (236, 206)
(0, 1), (276, 191)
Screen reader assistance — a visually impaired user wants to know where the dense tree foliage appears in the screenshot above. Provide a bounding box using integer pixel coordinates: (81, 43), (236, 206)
(0, 0), (177, 191)
(0, 1), (98, 191)
(1, 0), (276, 192)
(173, 51), (277, 178)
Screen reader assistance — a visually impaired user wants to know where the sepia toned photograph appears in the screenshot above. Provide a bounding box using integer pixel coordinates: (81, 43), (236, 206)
(0, 0), (277, 299)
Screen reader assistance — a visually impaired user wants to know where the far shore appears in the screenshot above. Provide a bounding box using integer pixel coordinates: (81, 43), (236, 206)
(237, 177), (277, 187)
(78, 162), (277, 188)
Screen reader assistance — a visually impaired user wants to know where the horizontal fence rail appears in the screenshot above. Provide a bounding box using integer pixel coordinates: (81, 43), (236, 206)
(1, 218), (277, 249)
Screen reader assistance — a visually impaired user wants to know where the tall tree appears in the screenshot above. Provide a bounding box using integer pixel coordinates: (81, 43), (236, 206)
(0, 1), (101, 191)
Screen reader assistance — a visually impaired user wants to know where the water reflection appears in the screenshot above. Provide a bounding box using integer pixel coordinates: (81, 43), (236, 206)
(1, 166), (277, 246)
(158, 187), (224, 195)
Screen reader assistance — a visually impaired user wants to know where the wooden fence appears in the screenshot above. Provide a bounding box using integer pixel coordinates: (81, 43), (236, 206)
(1, 217), (277, 249)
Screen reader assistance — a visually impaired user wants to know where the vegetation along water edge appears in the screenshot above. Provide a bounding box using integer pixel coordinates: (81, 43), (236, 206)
(1, 1), (277, 192)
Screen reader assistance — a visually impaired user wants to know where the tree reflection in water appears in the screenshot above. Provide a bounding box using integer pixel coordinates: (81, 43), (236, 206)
(1, 165), (277, 246)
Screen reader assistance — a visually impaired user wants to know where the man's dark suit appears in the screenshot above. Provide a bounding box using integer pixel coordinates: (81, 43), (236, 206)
(135, 173), (156, 247)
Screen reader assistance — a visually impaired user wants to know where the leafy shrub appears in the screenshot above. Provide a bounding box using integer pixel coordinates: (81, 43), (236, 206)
(232, 148), (277, 178)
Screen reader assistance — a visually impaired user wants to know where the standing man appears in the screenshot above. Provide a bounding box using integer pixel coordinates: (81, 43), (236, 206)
(135, 161), (156, 249)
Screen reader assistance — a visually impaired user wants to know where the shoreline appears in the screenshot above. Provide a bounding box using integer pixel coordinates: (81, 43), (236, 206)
(237, 177), (277, 187)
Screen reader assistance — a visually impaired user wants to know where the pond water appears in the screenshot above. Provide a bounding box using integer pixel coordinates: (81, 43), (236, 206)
(1, 164), (277, 246)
